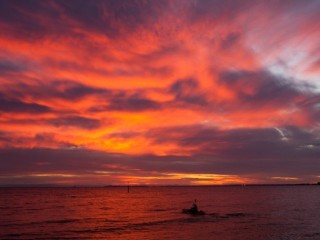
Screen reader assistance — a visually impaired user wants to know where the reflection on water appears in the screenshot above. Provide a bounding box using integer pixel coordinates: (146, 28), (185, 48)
(0, 186), (320, 239)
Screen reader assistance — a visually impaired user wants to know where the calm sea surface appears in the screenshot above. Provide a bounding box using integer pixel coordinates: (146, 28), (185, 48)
(0, 186), (319, 239)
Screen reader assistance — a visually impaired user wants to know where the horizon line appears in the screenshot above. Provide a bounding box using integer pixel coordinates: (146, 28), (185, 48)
(1, 183), (319, 188)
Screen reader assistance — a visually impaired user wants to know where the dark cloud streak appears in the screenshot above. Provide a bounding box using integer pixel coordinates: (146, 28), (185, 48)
(48, 116), (101, 129)
(0, 144), (319, 183)
(169, 79), (208, 107)
(146, 124), (320, 161)
(0, 93), (51, 114)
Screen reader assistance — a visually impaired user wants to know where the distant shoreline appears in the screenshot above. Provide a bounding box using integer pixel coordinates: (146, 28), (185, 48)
(0, 183), (319, 188)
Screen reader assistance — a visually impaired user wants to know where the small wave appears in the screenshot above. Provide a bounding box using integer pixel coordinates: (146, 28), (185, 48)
(1, 218), (82, 227)
(149, 207), (176, 212)
(53, 205), (65, 208)
(26, 208), (43, 211)
(75, 226), (125, 234)
(73, 217), (188, 234)
(100, 207), (112, 210)
(2, 233), (22, 238)
(225, 212), (247, 217)
(48, 212), (256, 237)
(180, 212), (254, 223)
(304, 232), (320, 238)
(125, 212), (252, 228)
(44, 219), (79, 224)
(103, 219), (128, 223)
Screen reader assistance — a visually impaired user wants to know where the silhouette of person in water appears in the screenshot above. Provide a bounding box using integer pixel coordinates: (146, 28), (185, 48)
(190, 199), (198, 213)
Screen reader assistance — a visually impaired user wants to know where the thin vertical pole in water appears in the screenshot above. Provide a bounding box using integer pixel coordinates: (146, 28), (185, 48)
(127, 184), (130, 193)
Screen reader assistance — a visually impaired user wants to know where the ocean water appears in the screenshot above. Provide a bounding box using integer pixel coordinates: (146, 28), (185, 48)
(0, 186), (319, 239)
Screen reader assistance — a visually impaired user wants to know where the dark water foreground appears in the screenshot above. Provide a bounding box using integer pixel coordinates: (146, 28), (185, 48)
(1, 186), (319, 239)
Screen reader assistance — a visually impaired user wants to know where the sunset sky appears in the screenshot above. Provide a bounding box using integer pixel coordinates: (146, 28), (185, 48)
(0, 0), (320, 186)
